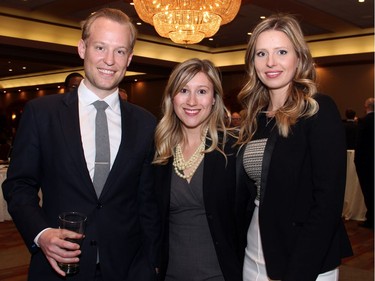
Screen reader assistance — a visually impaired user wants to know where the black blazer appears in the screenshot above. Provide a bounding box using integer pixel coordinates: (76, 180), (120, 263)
(236, 94), (353, 281)
(2, 91), (160, 281)
(154, 136), (242, 281)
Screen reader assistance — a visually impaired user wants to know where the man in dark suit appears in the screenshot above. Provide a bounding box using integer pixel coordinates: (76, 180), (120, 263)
(2, 8), (160, 281)
(355, 97), (374, 229)
(342, 109), (358, 150)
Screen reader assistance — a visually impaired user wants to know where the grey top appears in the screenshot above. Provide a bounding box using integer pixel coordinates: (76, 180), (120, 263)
(243, 138), (267, 201)
(165, 159), (224, 281)
(243, 112), (274, 201)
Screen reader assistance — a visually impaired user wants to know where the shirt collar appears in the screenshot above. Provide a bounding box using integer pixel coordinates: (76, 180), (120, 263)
(78, 80), (121, 113)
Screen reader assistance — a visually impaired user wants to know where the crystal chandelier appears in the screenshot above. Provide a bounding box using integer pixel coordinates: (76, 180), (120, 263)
(132, 0), (241, 45)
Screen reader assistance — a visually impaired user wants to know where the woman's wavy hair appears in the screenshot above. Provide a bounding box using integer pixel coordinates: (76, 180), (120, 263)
(153, 58), (230, 165)
(237, 13), (318, 145)
(80, 8), (138, 52)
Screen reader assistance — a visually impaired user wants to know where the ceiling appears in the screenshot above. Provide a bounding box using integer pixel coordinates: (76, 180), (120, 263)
(0, 0), (374, 86)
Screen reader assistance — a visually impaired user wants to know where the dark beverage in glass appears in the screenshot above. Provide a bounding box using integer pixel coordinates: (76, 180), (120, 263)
(58, 261), (80, 275)
(58, 212), (87, 275)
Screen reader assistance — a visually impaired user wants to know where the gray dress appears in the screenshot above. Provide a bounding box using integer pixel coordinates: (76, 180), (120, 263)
(165, 159), (225, 281)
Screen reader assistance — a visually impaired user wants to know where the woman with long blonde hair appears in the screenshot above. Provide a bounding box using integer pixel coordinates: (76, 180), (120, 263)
(235, 14), (352, 281)
(153, 58), (242, 281)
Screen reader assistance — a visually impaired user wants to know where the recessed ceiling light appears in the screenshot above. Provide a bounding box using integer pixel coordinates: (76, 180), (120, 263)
(209, 38), (213, 41)
(9, 69), (12, 72)
(260, 16), (266, 19)
(247, 32), (252, 36)
(358, 0), (365, 2)
(22, 66), (26, 70)
(136, 22), (142, 25)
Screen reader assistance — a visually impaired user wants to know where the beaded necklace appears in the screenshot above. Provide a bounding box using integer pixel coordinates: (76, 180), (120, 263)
(173, 128), (208, 180)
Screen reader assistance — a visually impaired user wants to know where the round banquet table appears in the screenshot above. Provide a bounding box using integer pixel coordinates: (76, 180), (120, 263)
(0, 166), (12, 222)
(342, 150), (367, 221)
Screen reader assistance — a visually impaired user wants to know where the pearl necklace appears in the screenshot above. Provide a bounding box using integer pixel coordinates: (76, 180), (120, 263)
(173, 129), (208, 180)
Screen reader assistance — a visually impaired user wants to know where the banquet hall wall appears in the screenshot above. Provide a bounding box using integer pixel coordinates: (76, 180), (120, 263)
(0, 60), (373, 140)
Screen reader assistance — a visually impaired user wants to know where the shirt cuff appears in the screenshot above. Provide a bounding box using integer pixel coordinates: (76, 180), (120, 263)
(34, 228), (51, 247)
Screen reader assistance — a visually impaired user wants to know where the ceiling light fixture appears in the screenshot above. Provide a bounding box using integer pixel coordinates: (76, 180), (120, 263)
(132, 0), (241, 45)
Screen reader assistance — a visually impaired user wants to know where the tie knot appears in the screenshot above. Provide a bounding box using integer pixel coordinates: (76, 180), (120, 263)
(93, 100), (108, 111)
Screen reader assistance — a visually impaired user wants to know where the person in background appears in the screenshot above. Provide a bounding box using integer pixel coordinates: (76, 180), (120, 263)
(0, 135), (11, 161)
(2, 8), (160, 281)
(64, 72), (84, 92)
(119, 87), (128, 101)
(235, 14), (352, 281)
(153, 58), (242, 281)
(230, 111), (242, 127)
(355, 97), (374, 229)
(343, 109), (358, 150)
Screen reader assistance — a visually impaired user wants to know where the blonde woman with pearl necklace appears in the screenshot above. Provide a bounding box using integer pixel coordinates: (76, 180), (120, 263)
(153, 58), (242, 281)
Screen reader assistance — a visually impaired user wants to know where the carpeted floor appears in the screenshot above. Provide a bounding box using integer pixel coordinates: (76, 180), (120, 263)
(339, 265), (374, 281)
(0, 220), (373, 280)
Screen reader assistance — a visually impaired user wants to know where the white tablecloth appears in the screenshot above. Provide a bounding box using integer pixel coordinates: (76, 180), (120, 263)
(342, 150), (367, 221)
(0, 167), (43, 222)
(0, 166), (12, 222)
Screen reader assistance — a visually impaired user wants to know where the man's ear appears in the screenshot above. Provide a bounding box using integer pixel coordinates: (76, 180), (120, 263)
(77, 39), (86, 59)
(127, 52), (134, 67)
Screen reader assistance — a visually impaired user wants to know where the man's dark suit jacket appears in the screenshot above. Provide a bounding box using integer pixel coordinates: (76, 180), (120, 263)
(154, 136), (243, 281)
(343, 120), (358, 149)
(236, 94), (353, 281)
(354, 111), (374, 226)
(2, 91), (160, 281)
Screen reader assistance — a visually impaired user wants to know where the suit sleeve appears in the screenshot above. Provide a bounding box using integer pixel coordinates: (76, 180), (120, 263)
(2, 101), (48, 253)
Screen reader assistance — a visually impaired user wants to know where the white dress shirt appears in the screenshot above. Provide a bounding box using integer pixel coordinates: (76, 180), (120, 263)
(78, 81), (122, 180)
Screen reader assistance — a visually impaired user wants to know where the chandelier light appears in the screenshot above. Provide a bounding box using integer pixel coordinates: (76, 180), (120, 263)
(132, 0), (241, 45)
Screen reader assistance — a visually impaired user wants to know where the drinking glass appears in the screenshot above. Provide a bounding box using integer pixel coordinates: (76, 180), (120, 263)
(57, 211), (87, 275)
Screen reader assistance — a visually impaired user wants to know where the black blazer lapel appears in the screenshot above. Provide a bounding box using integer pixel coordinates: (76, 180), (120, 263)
(100, 98), (129, 196)
(159, 161), (173, 216)
(259, 128), (278, 204)
(59, 92), (94, 192)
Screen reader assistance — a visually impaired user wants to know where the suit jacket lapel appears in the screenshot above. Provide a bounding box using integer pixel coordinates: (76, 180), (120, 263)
(59, 92), (94, 192)
(202, 148), (216, 202)
(159, 161), (173, 219)
(101, 100), (137, 197)
(259, 128), (278, 204)
(100, 99), (126, 197)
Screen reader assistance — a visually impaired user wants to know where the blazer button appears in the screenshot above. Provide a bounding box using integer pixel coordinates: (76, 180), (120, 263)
(96, 204), (103, 209)
(90, 240), (97, 246)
